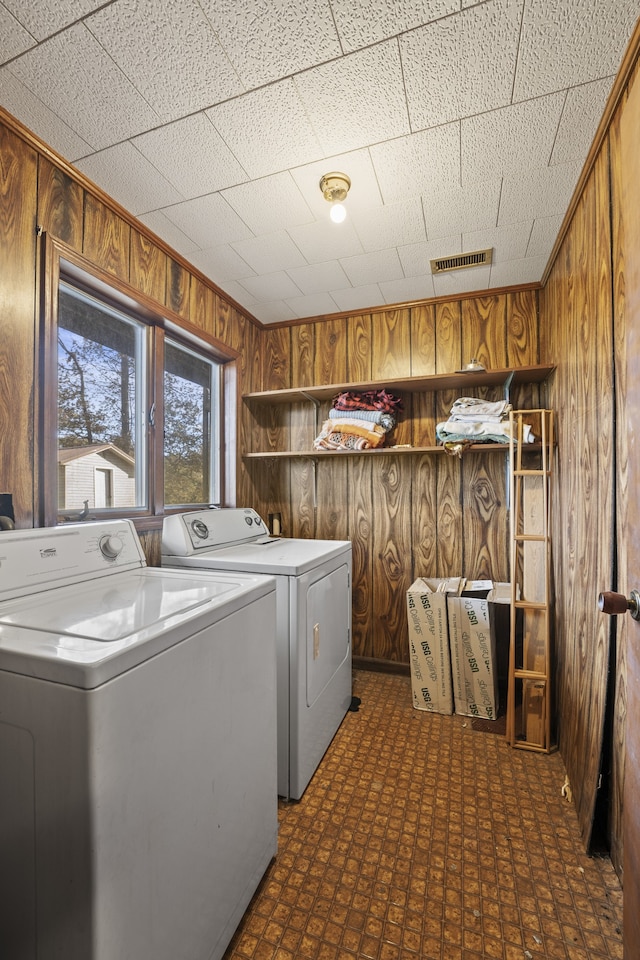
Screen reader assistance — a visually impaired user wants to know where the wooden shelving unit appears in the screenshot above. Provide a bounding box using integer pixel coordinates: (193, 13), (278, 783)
(242, 364), (555, 460)
(506, 409), (555, 753)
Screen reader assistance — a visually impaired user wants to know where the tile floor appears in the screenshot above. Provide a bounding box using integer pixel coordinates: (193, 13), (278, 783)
(223, 670), (623, 960)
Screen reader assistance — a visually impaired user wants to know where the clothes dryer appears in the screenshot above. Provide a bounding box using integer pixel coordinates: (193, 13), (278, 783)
(162, 508), (352, 800)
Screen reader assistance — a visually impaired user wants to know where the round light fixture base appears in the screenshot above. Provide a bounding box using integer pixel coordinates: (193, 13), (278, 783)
(319, 172), (351, 203)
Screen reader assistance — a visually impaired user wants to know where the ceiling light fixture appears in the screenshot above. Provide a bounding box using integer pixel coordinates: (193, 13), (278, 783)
(319, 172), (351, 223)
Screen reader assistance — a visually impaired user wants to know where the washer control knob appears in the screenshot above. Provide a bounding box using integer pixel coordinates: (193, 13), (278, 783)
(191, 519), (209, 539)
(99, 534), (123, 560)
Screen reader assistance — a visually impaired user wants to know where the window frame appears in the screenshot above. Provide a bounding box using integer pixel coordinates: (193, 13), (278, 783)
(40, 235), (238, 530)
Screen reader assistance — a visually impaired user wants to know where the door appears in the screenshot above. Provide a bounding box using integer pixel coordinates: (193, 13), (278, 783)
(620, 61), (640, 955)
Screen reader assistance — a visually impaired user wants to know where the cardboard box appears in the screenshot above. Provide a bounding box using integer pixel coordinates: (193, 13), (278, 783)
(447, 580), (511, 720)
(407, 578), (463, 714)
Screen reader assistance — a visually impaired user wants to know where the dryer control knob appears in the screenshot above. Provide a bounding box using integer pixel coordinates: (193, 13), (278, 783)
(191, 519), (209, 539)
(99, 535), (124, 560)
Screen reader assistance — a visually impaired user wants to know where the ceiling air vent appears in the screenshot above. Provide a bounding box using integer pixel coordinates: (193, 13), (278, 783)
(430, 248), (493, 274)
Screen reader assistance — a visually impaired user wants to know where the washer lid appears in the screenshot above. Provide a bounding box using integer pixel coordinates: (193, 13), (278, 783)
(0, 568), (275, 688)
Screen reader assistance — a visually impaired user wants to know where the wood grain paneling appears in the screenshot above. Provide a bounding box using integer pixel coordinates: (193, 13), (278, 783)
(0, 126), (37, 526)
(463, 296), (507, 370)
(349, 457), (374, 658)
(347, 313), (372, 381)
(130, 230), (166, 304)
(371, 309), (411, 379)
(82, 193), (130, 278)
(435, 301), (462, 373)
(315, 317), (347, 385)
(189, 276), (215, 338)
(37, 158), (83, 247)
(166, 257), (190, 320)
(410, 304), (436, 376)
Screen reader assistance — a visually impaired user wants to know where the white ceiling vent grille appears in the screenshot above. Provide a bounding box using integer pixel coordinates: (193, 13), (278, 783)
(430, 248), (493, 274)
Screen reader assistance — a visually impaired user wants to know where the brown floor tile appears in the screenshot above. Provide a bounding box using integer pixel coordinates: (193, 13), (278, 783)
(223, 671), (623, 960)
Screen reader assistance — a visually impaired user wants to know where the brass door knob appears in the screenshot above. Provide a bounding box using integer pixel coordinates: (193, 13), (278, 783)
(598, 590), (640, 620)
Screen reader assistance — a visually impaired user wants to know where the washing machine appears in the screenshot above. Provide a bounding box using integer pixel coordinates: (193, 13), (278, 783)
(162, 508), (352, 800)
(0, 519), (278, 960)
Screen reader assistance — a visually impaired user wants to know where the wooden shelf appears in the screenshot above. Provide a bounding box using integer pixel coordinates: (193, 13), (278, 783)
(242, 364), (555, 405)
(242, 442), (538, 461)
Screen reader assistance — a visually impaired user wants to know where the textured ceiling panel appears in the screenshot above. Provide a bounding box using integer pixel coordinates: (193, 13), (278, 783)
(422, 180), (503, 238)
(231, 232), (308, 275)
(550, 78), (614, 165)
(2, 0), (104, 41)
(85, 0), (244, 123)
(0, 6), (35, 62)
(198, 0), (341, 88)
(498, 162), (583, 223)
(187, 244), (255, 286)
(0, 68), (93, 159)
(401, 0), (522, 129)
(369, 124), (461, 204)
(350, 199), (427, 253)
(331, 0), (458, 52)
(8, 25), (160, 149)
(75, 142), (184, 215)
(513, 0), (640, 100)
(207, 81), (325, 179)
(1, 0), (638, 323)
(160, 193), (253, 248)
(132, 114), (248, 199)
(461, 93), (566, 182)
(294, 42), (410, 156)
(340, 248), (404, 287)
(221, 172), (314, 236)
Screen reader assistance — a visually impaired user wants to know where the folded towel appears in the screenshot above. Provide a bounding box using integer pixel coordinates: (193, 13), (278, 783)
(449, 398), (512, 422)
(329, 408), (396, 431)
(436, 419), (534, 444)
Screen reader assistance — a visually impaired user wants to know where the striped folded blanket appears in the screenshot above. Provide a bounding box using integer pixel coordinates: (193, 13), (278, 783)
(328, 408), (396, 431)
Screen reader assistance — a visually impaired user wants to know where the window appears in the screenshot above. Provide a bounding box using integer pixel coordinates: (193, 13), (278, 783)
(41, 238), (234, 526)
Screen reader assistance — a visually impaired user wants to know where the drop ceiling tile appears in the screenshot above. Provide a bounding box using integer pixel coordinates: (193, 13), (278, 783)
(350, 199), (427, 253)
(137, 210), (201, 257)
(526, 215), (564, 260)
(370, 124), (461, 203)
(397, 236), (462, 277)
(462, 221), (532, 263)
(286, 261), (352, 296)
(207, 80), (325, 180)
(422, 179), (502, 237)
(331, 0), (458, 52)
(231, 231), (308, 274)
(75, 142), (184, 215)
(132, 114), (248, 199)
(461, 93), (565, 182)
(252, 301), (298, 324)
(3, 0), (104, 41)
(8, 24), (160, 149)
(294, 41), (410, 157)
(285, 291), (342, 319)
(221, 173), (314, 236)
(330, 283), (384, 313)
(238, 271), (303, 302)
(499, 162), (582, 224)
(340, 248), (404, 287)
(85, 0), (244, 123)
(551, 78), (614, 165)
(432, 263), (491, 297)
(0, 68), (93, 159)
(219, 280), (260, 309)
(513, 0), (640, 101)
(489, 256), (548, 288)
(160, 194), (253, 247)
(183, 244), (255, 284)
(290, 149), (382, 219)
(401, 0), (522, 129)
(379, 274), (436, 304)
(287, 219), (364, 263)
(0, 5), (36, 62)
(198, 0), (341, 87)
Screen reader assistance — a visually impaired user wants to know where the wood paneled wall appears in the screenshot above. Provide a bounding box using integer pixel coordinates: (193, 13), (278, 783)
(248, 293), (542, 666)
(540, 57), (640, 870)
(0, 110), (262, 562)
